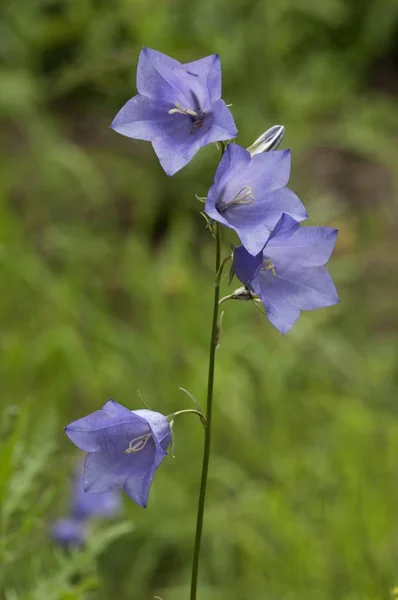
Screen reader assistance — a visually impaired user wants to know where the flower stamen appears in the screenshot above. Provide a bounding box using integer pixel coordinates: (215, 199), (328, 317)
(216, 186), (255, 214)
(168, 102), (205, 134)
(168, 102), (198, 117)
(125, 434), (151, 454)
(263, 259), (276, 276)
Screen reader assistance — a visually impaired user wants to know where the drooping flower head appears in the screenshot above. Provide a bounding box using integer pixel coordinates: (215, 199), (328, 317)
(111, 47), (237, 176)
(65, 400), (171, 508)
(233, 214), (339, 333)
(71, 464), (121, 520)
(51, 517), (86, 549)
(205, 144), (308, 256)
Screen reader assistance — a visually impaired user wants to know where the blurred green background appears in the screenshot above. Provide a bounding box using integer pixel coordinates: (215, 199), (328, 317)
(1, 0), (398, 599)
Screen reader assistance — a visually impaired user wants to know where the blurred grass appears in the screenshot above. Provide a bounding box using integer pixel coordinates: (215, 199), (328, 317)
(1, 0), (398, 598)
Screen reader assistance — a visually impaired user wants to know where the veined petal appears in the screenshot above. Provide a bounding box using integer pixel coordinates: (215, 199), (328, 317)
(267, 212), (300, 241)
(205, 143), (251, 222)
(84, 439), (154, 494)
(123, 453), (163, 508)
(152, 124), (208, 176)
(184, 54), (221, 104)
(65, 400), (145, 453)
(266, 223), (338, 266)
(110, 95), (172, 141)
(257, 263), (339, 311)
(251, 277), (301, 334)
(212, 143), (250, 187)
(245, 149), (292, 192)
(219, 191), (305, 257)
(136, 47), (189, 105)
(203, 99), (237, 143)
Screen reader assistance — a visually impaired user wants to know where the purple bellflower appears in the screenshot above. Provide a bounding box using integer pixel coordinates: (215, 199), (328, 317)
(71, 465), (121, 520)
(111, 47), (237, 176)
(205, 144), (308, 256)
(51, 517), (86, 548)
(233, 213), (339, 334)
(65, 400), (171, 508)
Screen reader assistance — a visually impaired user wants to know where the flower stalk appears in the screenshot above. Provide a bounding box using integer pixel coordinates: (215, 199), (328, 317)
(190, 220), (224, 600)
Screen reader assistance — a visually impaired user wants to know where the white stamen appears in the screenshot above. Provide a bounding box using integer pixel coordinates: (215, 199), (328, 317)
(168, 102), (198, 117)
(125, 434), (151, 454)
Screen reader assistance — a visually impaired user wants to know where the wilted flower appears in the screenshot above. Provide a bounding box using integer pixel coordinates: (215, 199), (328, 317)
(111, 47), (237, 176)
(65, 400), (171, 508)
(51, 517), (85, 548)
(205, 144), (308, 256)
(71, 465), (121, 520)
(233, 213), (339, 333)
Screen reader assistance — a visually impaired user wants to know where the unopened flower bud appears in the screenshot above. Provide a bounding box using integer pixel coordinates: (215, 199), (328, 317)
(247, 125), (285, 156)
(230, 286), (255, 301)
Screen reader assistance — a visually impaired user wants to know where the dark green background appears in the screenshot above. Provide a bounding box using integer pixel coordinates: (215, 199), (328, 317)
(1, 0), (398, 598)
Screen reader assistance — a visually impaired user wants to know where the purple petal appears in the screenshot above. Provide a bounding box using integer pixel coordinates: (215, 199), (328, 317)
(213, 143), (251, 187)
(84, 440), (153, 494)
(204, 147), (303, 256)
(218, 190), (306, 257)
(205, 183), (230, 227)
(218, 148), (291, 203)
(205, 144), (251, 224)
(267, 213), (300, 240)
(243, 149), (292, 192)
(152, 123), (209, 175)
(256, 263), (339, 312)
(266, 188), (308, 226)
(202, 99), (238, 143)
(233, 223), (271, 257)
(267, 222), (338, 267)
(136, 47), (189, 105)
(123, 442), (168, 508)
(266, 301), (300, 334)
(133, 409), (171, 451)
(251, 277), (301, 334)
(110, 95), (172, 141)
(51, 518), (85, 548)
(65, 400), (145, 453)
(233, 246), (263, 287)
(183, 54), (221, 105)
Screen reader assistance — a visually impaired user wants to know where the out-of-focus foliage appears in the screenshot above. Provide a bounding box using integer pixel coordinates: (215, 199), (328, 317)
(1, 0), (398, 598)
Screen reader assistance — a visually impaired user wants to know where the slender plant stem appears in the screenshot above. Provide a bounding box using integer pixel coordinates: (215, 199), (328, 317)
(190, 222), (222, 600)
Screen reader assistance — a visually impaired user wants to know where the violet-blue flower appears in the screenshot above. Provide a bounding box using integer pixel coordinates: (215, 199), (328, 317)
(233, 213), (339, 334)
(111, 47), (237, 176)
(71, 465), (121, 520)
(205, 144), (308, 256)
(51, 517), (85, 548)
(65, 400), (171, 508)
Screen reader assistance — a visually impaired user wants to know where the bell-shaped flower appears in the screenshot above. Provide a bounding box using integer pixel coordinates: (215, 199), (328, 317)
(65, 400), (171, 508)
(233, 213), (339, 334)
(205, 144), (308, 256)
(111, 47), (237, 176)
(51, 517), (86, 548)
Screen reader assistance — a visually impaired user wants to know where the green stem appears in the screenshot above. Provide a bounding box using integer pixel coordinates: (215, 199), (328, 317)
(190, 223), (222, 600)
